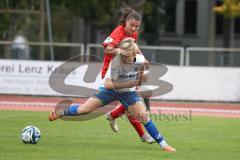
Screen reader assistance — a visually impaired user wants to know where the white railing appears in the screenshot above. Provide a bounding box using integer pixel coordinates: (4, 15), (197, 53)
(85, 43), (103, 55)
(185, 47), (240, 66)
(0, 41), (84, 60)
(139, 45), (184, 66)
(1, 41), (240, 67)
(85, 44), (185, 66)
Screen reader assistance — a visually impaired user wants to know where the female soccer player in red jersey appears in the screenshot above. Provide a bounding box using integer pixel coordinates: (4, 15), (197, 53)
(101, 7), (154, 143)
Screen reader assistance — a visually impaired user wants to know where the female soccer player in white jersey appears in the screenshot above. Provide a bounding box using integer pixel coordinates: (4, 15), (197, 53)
(48, 39), (176, 152)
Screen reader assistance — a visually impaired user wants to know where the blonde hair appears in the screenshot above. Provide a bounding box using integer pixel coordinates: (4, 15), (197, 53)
(119, 38), (137, 64)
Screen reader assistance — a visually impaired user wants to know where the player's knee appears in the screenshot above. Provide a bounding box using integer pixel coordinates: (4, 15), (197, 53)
(137, 111), (149, 123)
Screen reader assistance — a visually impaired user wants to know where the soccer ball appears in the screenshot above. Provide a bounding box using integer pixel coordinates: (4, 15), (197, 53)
(21, 126), (41, 144)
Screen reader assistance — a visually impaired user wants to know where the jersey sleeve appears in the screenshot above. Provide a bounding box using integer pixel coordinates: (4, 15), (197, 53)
(102, 28), (123, 48)
(102, 25), (138, 49)
(104, 63), (118, 81)
(105, 55), (121, 80)
(104, 66), (111, 79)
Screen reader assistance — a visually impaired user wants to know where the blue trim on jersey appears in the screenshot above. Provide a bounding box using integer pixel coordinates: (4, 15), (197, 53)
(94, 87), (140, 108)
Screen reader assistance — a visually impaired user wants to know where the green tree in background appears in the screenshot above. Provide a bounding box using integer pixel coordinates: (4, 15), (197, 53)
(214, 0), (240, 17)
(0, 0), (169, 59)
(142, 0), (164, 45)
(213, 0), (240, 65)
(0, 0), (165, 44)
(50, 0), (122, 43)
(0, 0), (40, 41)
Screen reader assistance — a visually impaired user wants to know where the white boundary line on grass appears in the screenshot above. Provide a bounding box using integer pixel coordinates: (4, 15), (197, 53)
(0, 101), (240, 115)
(151, 107), (240, 114)
(0, 101), (55, 107)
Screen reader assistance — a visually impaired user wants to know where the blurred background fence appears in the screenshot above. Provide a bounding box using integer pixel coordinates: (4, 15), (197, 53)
(1, 41), (240, 67)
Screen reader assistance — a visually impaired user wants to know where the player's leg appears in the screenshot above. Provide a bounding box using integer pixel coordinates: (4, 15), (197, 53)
(108, 104), (126, 118)
(65, 97), (103, 116)
(105, 103), (126, 132)
(49, 97), (103, 121)
(121, 91), (176, 152)
(105, 104), (124, 132)
(143, 98), (150, 112)
(128, 101), (176, 152)
(49, 88), (117, 121)
(105, 103), (154, 143)
(48, 99), (72, 121)
(126, 111), (154, 143)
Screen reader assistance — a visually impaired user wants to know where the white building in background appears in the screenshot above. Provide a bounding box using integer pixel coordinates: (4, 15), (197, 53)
(160, 0), (240, 48)
(93, 0), (240, 66)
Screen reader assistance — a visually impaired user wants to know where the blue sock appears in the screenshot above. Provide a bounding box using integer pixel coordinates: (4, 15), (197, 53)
(144, 120), (168, 147)
(63, 104), (80, 116)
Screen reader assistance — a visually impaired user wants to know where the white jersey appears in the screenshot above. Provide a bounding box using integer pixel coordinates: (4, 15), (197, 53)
(102, 54), (145, 92)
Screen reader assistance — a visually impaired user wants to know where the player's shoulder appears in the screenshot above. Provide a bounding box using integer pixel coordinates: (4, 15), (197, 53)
(110, 25), (125, 37)
(111, 54), (121, 63)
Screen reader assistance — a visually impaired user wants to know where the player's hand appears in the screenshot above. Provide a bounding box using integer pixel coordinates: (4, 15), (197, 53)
(121, 37), (135, 43)
(118, 38), (136, 56)
(124, 80), (138, 88)
(143, 59), (150, 70)
(137, 71), (144, 86)
(118, 48), (132, 56)
(135, 85), (140, 90)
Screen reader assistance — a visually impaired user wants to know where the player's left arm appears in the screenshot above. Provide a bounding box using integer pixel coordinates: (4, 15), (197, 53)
(135, 44), (142, 55)
(104, 78), (138, 90)
(136, 65), (145, 87)
(135, 53), (149, 87)
(135, 43), (150, 70)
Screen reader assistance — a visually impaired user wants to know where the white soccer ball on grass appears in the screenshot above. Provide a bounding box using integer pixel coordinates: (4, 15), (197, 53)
(21, 125), (41, 144)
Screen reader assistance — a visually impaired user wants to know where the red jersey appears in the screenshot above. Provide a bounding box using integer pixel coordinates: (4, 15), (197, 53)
(101, 25), (138, 78)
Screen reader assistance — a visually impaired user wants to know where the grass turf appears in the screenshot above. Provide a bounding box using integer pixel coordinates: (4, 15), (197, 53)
(0, 110), (239, 160)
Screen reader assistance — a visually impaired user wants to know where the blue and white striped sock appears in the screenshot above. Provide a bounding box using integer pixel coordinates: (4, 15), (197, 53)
(144, 120), (168, 148)
(63, 104), (80, 116)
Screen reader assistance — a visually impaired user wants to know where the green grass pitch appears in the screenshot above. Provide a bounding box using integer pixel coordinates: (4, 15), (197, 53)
(0, 110), (239, 160)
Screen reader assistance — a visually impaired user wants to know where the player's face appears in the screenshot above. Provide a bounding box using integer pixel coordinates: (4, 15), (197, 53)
(122, 44), (136, 64)
(125, 18), (141, 35)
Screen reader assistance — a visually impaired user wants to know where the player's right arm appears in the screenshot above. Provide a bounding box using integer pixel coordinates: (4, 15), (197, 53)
(104, 78), (138, 90)
(102, 29), (121, 55)
(104, 45), (126, 55)
(103, 27), (135, 56)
